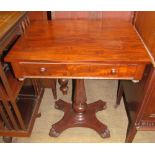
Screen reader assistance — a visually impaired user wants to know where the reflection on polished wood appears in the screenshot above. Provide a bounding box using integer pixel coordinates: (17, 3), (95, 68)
(6, 20), (150, 65)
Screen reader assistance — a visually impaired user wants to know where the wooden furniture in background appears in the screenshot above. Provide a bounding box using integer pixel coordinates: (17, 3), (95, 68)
(0, 12), (29, 53)
(0, 64), (44, 143)
(51, 11), (134, 21)
(134, 11), (155, 63)
(28, 11), (48, 22)
(116, 11), (155, 142)
(0, 12), (44, 142)
(5, 19), (150, 138)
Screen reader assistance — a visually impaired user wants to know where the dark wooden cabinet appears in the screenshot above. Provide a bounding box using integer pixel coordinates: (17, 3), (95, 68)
(116, 64), (155, 142)
(116, 12), (155, 142)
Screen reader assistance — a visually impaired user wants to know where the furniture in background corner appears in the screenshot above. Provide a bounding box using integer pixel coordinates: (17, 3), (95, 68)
(116, 11), (155, 142)
(0, 12), (44, 142)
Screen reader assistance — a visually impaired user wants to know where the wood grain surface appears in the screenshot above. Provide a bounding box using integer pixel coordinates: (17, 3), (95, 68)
(5, 19), (150, 64)
(52, 11), (133, 22)
(0, 12), (26, 40)
(135, 11), (155, 66)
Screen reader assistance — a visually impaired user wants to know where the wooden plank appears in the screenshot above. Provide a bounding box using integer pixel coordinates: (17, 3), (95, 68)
(52, 11), (133, 22)
(28, 11), (47, 21)
(135, 11), (155, 66)
(5, 20), (150, 64)
(0, 64), (25, 130)
(0, 12), (27, 41)
(0, 103), (12, 130)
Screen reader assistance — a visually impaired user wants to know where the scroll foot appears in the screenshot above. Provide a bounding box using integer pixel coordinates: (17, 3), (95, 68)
(100, 129), (110, 138)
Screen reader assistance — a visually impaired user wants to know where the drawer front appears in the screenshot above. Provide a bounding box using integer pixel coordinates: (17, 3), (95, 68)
(12, 62), (142, 79)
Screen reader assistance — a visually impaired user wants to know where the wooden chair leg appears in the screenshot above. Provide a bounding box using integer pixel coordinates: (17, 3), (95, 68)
(115, 80), (123, 108)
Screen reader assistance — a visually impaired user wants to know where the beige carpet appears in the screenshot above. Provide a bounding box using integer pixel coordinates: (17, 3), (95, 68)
(1, 79), (155, 143)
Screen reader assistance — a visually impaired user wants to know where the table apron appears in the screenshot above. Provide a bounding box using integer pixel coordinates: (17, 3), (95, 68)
(11, 62), (146, 80)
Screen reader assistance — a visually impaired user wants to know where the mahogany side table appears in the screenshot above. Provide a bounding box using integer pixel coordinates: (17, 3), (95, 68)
(5, 19), (151, 138)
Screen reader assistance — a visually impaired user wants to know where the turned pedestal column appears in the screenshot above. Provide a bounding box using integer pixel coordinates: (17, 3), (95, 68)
(49, 79), (110, 138)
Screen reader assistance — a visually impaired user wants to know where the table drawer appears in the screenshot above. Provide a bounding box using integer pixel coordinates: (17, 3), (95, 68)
(12, 62), (145, 80)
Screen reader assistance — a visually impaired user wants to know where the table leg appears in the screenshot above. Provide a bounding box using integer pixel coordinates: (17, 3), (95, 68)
(49, 79), (110, 138)
(115, 80), (123, 108)
(125, 124), (137, 143)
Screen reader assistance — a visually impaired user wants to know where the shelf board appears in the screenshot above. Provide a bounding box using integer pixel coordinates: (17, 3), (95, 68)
(0, 69), (23, 101)
(17, 97), (36, 128)
(19, 84), (37, 99)
(0, 117), (4, 129)
(0, 88), (44, 137)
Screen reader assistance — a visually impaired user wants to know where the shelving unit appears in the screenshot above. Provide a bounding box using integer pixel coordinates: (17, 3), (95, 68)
(0, 61), (44, 142)
(0, 12), (44, 142)
(0, 67), (23, 101)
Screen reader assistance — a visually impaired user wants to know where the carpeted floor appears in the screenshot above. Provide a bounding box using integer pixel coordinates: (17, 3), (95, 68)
(1, 79), (155, 143)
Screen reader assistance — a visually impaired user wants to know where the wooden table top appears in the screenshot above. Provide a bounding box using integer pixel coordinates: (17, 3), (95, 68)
(5, 19), (151, 64)
(0, 12), (26, 41)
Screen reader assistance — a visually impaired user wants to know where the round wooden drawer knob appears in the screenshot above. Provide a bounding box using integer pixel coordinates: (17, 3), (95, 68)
(111, 68), (116, 74)
(40, 67), (46, 72)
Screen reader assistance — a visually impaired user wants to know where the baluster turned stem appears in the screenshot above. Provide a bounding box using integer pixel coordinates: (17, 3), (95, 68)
(73, 79), (87, 113)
